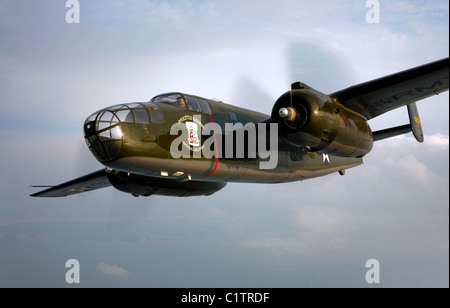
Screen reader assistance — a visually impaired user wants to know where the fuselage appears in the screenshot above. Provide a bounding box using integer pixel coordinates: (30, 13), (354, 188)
(30, 58), (449, 199)
(83, 92), (363, 185)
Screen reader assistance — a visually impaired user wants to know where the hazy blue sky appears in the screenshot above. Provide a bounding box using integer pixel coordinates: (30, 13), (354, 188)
(0, 0), (448, 288)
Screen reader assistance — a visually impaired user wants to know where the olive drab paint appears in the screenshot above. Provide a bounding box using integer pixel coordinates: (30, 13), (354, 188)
(30, 58), (449, 198)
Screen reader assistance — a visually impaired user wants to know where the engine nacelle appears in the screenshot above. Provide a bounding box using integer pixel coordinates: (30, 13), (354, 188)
(271, 86), (373, 157)
(106, 171), (226, 197)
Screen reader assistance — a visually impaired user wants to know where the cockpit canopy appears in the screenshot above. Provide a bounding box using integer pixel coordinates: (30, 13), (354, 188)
(150, 93), (212, 114)
(84, 93), (215, 163)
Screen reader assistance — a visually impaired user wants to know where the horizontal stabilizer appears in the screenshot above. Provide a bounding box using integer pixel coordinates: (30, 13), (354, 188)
(373, 124), (411, 142)
(373, 102), (425, 142)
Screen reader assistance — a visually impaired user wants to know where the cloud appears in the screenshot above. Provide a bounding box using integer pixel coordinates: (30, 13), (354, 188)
(239, 133), (448, 286)
(96, 263), (129, 277)
(202, 207), (227, 218)
(0, 0), (448, 288)
(427, 133), (450, 149)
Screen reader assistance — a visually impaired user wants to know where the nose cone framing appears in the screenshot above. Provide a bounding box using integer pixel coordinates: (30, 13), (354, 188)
(84, 107), (124, 163)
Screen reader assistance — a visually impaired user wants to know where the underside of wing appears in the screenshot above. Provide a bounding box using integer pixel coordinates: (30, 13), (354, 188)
(330, 58), (449, 120)
(30, 169), (111, 197)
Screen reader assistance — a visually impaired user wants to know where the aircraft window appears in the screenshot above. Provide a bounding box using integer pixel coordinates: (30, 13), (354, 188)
(177, 97), (187, 109)
(128, 103), (143, 109)
(115, 110), (131, 122)
(152, 93), (192, 110)
(229, 112), (238, 121)
(88, 136), (106, 158)
(106, 141), (122, 159)
(99, 130), (109, 138)
(86, 112), (98, 122)
(109, 104), (126, 111)
(110, 126), (123, 139)
(98, 121), (111, 131)
(185, 96), (201, 112)
(152, 94), (182, 105)
(151, 111), (165, 123)
(100, 111), (118, 123)
(199, 99), (212, 115)
(125, 111), (134, 123)
(133, 109), (150, 124)
(98, 111), (108, 122)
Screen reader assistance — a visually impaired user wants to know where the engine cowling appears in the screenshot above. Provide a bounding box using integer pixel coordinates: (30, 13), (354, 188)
(271, 85), (373, 158)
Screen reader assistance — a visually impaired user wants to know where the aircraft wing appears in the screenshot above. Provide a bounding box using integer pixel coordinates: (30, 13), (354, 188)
(30, 169), (111, 197)
(330, 58), (449, 120)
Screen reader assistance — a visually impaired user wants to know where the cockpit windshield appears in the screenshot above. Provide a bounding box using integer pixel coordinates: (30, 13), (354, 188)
(152, 93), (183, 106)
(151, 93), (199, 111)
(151, 93), (213, 114)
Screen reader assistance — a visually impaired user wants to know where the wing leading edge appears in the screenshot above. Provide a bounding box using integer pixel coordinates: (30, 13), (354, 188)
(30, 169), (111, 197)
(330, 58), (449, 120)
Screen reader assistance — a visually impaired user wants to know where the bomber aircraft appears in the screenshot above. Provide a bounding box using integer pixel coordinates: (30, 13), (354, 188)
(31, 58), (449, 198)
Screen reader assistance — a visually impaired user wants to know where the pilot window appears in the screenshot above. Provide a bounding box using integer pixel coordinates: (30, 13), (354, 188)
(185, 96), (201, 112)
(198, 99), (212, 115)
(151, 93), (188, 110)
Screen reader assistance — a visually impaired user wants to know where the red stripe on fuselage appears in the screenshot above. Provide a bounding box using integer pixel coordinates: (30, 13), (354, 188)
(201, 114), (219, 179)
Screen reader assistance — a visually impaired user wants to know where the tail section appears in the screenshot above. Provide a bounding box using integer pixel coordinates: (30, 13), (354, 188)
(373, 102), (424, 142)
(407, 102), (424, 143)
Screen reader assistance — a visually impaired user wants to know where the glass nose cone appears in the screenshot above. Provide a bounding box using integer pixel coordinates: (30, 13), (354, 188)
(84, 108), (124, 163)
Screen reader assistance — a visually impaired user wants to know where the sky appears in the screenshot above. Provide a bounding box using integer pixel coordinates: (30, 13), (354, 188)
(0, 0), (448, 288)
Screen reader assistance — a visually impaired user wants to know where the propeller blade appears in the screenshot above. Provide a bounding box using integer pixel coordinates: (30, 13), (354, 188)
(287, 41), (358, 93)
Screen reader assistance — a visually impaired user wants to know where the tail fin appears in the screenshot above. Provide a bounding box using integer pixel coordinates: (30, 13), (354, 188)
(373, 102), (424, 142)
(407, 102), (424, 143)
